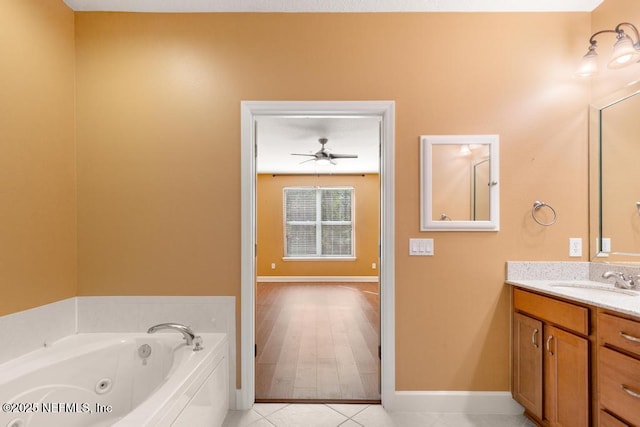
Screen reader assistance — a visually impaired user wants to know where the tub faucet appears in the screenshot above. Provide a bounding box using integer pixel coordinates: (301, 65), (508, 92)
(602, 271), (638, 290)
(147, 323), (203, 351)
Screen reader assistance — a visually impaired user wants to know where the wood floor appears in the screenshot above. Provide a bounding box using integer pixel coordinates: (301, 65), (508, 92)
(255, 282), (380, 402)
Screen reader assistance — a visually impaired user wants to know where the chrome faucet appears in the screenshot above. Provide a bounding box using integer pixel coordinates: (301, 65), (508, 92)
(602, 271), (638, 290)
(147, 323), (203, 351)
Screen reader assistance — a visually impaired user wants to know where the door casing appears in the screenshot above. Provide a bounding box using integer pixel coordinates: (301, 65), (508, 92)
(239, 100), (395, 409)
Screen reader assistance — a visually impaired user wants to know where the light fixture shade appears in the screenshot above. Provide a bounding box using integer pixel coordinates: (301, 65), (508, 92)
(575, 48), (599, 77)
(608, 33), (640, 69)
(315, 158), (331, 165)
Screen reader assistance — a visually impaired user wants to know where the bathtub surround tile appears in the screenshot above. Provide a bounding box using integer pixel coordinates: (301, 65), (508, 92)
(75, 296), (140, 332)
(0, 298), (75, 364)
(76, 296), (235, 335)
(137, 297), (235, 335)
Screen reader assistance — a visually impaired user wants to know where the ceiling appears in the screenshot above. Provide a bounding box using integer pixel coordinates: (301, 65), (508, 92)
(63, 0), (603, 12)
(256, 116), (381, 174)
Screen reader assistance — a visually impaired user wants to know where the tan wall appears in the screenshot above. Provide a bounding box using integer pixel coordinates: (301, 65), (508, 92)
(74, 11), (592, 392)
(0, 0), (76, 316)
(256, 174), (379, 277)
(7, 0), (640, 395)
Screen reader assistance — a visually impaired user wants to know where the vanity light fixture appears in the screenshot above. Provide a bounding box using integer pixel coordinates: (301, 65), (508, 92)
(576, 22), (640, 77)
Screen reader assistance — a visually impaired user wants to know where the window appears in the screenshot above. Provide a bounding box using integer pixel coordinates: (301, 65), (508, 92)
(284, 187), (354, 258)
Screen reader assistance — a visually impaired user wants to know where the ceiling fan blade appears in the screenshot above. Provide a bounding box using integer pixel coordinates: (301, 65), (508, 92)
(329, 153), (358, 159)
(298, 158), (317, 164)
(291, 153), (317, 157)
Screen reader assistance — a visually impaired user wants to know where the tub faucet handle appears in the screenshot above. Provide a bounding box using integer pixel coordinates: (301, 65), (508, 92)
(193, 335), (203, 351)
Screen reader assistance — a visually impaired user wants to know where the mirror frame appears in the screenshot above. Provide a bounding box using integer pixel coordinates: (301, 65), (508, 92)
(590, 80), (640, 261)
(420, 134), (500, 231)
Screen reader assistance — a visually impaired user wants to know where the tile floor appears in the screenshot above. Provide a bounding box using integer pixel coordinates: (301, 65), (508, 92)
(222, 403), (536, 427)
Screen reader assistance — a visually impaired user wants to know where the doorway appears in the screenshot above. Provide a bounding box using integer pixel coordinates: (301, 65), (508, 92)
(239, 101), (395, 410)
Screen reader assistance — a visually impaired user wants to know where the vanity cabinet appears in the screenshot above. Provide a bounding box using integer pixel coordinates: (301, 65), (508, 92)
(512, 288), (591, 426)
(598, 311), (640, 425)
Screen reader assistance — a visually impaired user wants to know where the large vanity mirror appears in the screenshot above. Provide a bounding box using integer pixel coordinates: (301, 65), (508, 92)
(590, 81), (640, 261)
(420, 135), (499, 231)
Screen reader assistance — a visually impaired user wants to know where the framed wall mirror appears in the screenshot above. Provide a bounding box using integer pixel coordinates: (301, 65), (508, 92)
(590, 81), (640, 261)
(420, 135), (499, 231)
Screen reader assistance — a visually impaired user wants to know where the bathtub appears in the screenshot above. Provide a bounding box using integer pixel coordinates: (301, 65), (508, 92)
(0, 332), (228, 427)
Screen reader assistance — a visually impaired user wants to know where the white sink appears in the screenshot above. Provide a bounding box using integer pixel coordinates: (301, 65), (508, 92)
(550, 283), (639, 296)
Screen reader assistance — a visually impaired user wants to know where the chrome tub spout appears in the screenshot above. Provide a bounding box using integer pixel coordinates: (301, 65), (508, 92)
(147, 323), (203, 351)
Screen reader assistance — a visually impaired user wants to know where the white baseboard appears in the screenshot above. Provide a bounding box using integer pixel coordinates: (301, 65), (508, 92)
(387, 391), (524, 414)
(257, 276), (378, 283)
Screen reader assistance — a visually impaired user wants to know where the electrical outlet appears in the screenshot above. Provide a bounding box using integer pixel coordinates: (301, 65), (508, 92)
(271, 263), (276, 269)
(569, 238), (582, 257)
(601, 238), (611, 252)
(372, 262), (377, 269)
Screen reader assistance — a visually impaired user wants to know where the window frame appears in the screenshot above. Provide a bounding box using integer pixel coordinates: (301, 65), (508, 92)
(282, 186), (356, 260)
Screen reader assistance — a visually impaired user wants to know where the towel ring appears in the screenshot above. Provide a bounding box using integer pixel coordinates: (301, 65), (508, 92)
(532, 201), (557, 226)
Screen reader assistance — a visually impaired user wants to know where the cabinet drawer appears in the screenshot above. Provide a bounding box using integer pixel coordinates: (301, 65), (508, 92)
(513, 288), (589, 335)
(600, 410), (630, 427)
(599, 312), (640, 358)
(599, 346), (640, 424)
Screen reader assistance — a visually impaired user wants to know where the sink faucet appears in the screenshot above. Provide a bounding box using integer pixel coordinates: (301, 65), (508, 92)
(602, 271), (637, 290)
(147, 323), (203, 351)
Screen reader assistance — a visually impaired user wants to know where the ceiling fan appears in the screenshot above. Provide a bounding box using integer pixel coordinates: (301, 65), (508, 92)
(291, 138), (358, 165)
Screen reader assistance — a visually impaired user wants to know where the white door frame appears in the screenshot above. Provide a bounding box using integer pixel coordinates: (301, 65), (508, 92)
(239, 100), (395, 409)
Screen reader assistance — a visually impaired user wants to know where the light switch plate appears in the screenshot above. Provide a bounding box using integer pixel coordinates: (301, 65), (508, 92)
(409, 238), (434, 256)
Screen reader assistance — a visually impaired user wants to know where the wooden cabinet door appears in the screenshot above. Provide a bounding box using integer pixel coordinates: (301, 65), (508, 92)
(544, 325), (589, 427)
(513, 312), (543, 419)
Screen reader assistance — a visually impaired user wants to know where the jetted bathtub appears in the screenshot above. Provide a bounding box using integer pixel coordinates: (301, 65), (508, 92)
(0, 332), (228, 427)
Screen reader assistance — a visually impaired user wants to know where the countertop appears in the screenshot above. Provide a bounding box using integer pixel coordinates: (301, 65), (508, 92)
(506, 279), (640, 318)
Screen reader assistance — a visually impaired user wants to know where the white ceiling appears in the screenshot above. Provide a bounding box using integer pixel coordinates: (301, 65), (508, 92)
(256, 116), (381, 174)
(63, 0), (603, 12)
